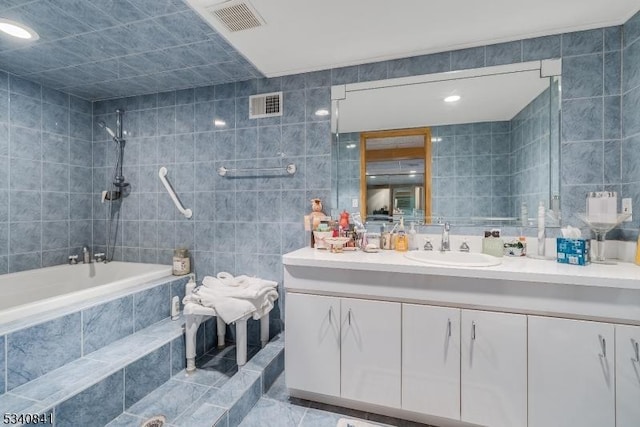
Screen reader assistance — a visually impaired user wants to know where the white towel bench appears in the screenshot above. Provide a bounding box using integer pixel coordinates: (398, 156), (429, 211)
(183, 302), (269, 372)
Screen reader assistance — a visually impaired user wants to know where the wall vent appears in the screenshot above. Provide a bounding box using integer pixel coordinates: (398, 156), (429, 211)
(206, 0), (265, 32)
(249, 91), (283, 119)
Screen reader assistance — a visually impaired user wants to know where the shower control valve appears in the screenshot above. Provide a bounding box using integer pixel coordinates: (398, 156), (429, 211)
(68, 255), (78, 265)
(94, 253), (106, 263)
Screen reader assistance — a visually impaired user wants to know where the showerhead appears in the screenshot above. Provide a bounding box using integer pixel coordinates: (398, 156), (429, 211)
(98, 121), (116, 139)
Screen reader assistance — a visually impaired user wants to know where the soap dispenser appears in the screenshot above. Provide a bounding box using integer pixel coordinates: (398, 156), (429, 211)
(395, 217), (408, 252)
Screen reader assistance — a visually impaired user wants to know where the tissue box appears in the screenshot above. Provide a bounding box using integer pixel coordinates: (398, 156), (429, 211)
(556, 238), (591, 265)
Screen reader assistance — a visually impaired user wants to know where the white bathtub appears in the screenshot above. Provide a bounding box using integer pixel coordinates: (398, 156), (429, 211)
(0, 262), (172, 327)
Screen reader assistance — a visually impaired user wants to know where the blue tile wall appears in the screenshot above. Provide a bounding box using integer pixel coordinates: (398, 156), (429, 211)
(92, 78), (331, 295)
(0, 72), (93, 274)
(621, 10), (640, 234)
(511, 86), (553, 216)
(431, 122), (512, 220)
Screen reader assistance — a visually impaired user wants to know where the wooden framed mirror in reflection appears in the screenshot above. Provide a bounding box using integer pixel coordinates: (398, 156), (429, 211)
(360, 127), (431, 224)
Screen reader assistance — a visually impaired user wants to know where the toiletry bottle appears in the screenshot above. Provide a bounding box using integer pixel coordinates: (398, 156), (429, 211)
(395, 217), (408, 252)
(408, 222), (418, 250)
(537, 201), (545, 256)
(171, 296), (180, 320)
(482, 229), (504, 257)
(635, 228), (640, 266)
(185, 276), (196, 296)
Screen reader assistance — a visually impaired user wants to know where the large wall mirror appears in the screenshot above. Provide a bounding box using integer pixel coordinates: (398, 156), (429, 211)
(331, 60), (561, 226)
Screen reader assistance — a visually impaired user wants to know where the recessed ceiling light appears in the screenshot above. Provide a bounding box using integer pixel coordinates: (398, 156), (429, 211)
(444, 95), (461, 103)
(315, 108), (329, 116)
(214, 119), (226, 127)
(0, 19), (39, 40)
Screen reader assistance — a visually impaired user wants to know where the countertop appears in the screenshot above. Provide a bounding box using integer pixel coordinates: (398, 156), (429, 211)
(283, 247), (640, 291)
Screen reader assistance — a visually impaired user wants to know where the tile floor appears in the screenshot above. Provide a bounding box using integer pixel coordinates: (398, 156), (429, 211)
(239, 373), (433, 427)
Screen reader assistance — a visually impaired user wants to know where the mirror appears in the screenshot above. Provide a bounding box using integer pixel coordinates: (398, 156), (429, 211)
(360, 127), (431, 223)
(331, 60), (561, 226)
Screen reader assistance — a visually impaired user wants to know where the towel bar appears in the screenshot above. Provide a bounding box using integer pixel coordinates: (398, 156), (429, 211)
(217, 163), (296, 177)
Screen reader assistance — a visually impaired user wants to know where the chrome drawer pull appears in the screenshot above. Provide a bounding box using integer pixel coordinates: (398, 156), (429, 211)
(471, 321), (476, 341)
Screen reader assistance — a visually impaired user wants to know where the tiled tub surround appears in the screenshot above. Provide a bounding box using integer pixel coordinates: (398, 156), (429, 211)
(0, 273), (189, 394)
(0, 73), (94, 274)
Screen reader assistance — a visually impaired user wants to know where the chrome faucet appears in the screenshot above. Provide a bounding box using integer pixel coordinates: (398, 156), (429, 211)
(441, 222), (450, 251)
(82, 246), (91, 264)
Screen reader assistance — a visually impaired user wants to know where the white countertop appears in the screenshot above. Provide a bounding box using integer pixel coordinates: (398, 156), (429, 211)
(283, 247), (640, 291)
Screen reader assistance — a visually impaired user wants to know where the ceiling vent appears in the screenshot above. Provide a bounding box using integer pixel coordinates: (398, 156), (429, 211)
(249, 91), (283, 119)
(207, 0), (265, 32)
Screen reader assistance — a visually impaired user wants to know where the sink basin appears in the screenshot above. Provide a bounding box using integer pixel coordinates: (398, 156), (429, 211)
(404, 251), (502, 267)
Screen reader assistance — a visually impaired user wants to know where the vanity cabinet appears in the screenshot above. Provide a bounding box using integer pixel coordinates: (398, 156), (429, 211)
(285, 293), (402, 407)
(341, 298), (401, 407)
(284, 293), (340, 397)
(528, 316), (615, 427)
(402, 304), (460, 419)
(615, 324), (640, 427)
(460, 310), (527, 427)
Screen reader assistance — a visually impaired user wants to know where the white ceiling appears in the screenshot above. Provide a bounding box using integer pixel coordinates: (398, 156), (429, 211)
(187, 0), (639, 77)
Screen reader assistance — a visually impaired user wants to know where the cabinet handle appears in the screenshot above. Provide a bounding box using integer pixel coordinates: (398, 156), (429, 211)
(447, 319), (452, 337)
(348, 309), (352, 326)
(633, 339), (639, 362)
(471, 321), (476, 340)
(599, 335), (607, 358)
(328, 307), (333, 324)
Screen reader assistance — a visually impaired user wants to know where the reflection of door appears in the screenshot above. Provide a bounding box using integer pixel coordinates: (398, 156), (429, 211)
(360, 127), (431, 223)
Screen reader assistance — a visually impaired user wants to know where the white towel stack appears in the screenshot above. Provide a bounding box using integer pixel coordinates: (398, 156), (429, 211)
(183, 272), (278, 324)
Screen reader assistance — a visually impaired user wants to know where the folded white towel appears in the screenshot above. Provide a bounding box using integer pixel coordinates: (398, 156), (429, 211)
(202, 274), (277, 299)
(184, 280), (278, 324)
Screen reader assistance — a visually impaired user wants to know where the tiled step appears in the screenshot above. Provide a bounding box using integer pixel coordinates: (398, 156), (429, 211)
(0, 316), (188, 426)
(107, 334), (285, 427)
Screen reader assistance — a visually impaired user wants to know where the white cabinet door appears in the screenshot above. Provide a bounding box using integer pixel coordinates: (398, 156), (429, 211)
(528, 316), (614, 427)
(616, 324), (640, 427)
(461, 309), (527, 427)
(341, 298), (401, 408)
(285, 292), (340, 396)
(402, 304), (460, 419)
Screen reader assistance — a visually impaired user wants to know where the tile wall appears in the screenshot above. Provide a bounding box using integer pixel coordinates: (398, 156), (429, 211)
(431, 121), (511, 220)
(621, 11), (640, 236)
(0, 73), (93, 274)
(510, 86), (552, 217)
(559, 27), (627, 229)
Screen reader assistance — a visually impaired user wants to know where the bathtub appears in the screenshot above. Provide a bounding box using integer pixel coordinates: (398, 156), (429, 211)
(0, 261), (172, 327)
